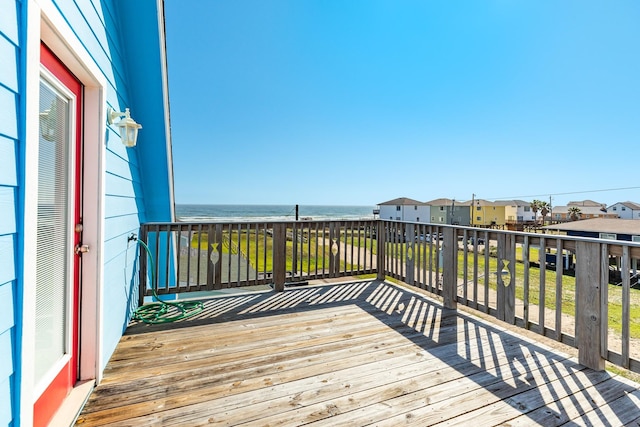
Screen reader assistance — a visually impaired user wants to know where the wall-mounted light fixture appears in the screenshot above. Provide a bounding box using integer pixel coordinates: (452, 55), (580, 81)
(108, 107), (142, 147)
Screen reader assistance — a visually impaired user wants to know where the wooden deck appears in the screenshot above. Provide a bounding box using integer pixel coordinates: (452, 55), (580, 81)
(76, 280), (640, 426)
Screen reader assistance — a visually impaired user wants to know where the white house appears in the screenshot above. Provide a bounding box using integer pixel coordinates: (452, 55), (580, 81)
(607, 202), (640, 219)
(378, 197), (430, 223)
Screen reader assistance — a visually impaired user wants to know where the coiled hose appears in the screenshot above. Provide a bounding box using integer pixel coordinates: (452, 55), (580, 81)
(133, 238), (204, 324)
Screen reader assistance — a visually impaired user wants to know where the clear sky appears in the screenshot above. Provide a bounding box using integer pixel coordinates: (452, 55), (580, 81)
(164, 0), (640, 207)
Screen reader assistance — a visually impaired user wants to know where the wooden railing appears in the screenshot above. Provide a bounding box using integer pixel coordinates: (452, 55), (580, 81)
(139, 220), (378, 298)
(139, 219), (640, 374)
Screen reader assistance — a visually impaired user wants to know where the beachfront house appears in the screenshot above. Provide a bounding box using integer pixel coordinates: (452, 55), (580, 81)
(551, 201), (617, 222)
(492, 200), (534, 225)
(377, 197), (430, 223)
(1, 1), (174, 425)
(425, 198), (470, 225)
(608, 201), (640, 220)
(467, 198), (502, 227)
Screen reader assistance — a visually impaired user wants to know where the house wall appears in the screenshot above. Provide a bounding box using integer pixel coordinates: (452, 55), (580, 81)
(0, 1), (21, 425)
(609, 203), (640, 219)
(378, 205), (430, 222)
(2, 0), (172, 424)
(431, 206), (448, 223)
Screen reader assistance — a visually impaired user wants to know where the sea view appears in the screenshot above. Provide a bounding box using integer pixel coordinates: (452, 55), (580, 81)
(175, 204), (376, 222)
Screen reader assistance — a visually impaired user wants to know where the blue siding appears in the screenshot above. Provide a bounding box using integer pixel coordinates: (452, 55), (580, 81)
(113, 0), (173, 223)
(0, 86), (18, 139)
(47, 0), (171, 370)
(0, 136), (17, 186)
(0, 35), (18, 91)
(0, 1), (19, 424)
(0, 377), (11, 426)
(0, 0), (18, 44)
(3, 0), (172, 422)
(0, 187), (16, 235)
(0, 284), (15, 427)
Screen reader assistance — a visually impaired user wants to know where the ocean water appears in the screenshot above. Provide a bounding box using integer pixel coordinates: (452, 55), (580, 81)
(176, 204), (376, 222)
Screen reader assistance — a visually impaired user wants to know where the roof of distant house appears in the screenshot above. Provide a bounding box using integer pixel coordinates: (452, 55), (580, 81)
(425, 198), (454, 206)
(378, 197), (426, 206)
(551, 205), (610, 215)
(492, 200), (531, 207)
(543, 218), (640, 234)
(567, 200), (605, 207)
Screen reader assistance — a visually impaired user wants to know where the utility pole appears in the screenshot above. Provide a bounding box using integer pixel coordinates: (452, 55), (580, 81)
(471, 193), (475, 226)
(450, 198), (455, 224)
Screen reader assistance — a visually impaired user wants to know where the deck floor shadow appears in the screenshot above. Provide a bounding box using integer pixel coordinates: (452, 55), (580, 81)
(76, 280), (640, 426)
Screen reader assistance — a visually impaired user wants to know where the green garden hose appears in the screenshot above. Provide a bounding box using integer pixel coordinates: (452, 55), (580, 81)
(133, 238), (204, 324)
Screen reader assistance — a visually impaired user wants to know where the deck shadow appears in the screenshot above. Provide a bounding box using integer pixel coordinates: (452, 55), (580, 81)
(117, 279), (640, 425)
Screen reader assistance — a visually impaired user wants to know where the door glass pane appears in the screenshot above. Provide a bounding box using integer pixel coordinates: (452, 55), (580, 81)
(35, 78), (71, 385)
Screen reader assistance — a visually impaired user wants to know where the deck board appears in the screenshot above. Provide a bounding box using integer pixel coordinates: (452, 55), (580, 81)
(76, 280), (640, 426)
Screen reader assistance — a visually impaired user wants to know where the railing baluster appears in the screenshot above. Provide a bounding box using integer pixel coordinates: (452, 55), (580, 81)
(483, 230), (489, 313)
(263, 223), (268, 281)
(462, 228), (468, 304)
(138, 224), (148, 306)
(153, 224), (160, 294)
(539, 236), (546, 334)
(196, 224), (203, 287)
(314, 222), (319, 277)
(472, 229), (478, 309)
(622, 245), (631, 369)
(555, 238), (563, 341)
(600, 243), (609, 359)
(176, 225), (182, 291)
(206, 224), (213, 290)
(523, 235), (530, 329)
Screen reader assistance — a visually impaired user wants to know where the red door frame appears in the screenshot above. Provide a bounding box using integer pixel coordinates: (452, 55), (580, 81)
(34, 43), (83, 427)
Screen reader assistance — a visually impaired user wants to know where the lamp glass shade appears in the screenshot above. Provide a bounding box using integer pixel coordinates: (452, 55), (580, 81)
(116, 117), (142, 147)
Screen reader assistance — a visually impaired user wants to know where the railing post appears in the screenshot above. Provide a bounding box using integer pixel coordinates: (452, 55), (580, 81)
(376, 220), (386, 281)
(272, 223), (286, 292)
(575, 240), (605, 371)
(442, 227), (457, 309)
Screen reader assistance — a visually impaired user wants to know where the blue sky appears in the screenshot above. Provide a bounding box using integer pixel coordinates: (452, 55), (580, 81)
(165, 1), (640, 207)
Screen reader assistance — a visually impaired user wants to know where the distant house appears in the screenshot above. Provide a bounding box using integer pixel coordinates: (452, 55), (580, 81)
(544, 218), (640, 242)
(469, 199), (502, 227)
(1, 1), (174, 426)
(378, 197), (430, 222)
(425, 198), (470, 225)
(551, 201), (615, 222)
(607, 202), (640, 220)
(493, 200), (534, 224)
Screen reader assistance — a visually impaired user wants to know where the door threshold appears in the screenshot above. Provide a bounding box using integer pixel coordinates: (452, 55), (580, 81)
(48, 380), (94, 427)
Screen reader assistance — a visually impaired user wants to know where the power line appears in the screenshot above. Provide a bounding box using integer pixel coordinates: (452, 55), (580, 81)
(486, 186), (640, 202)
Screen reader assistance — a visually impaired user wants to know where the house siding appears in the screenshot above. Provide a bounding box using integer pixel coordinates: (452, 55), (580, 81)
(38, 0), (144, 368)
(2, 0), (172, 423)
(0, 0), (21, 424)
